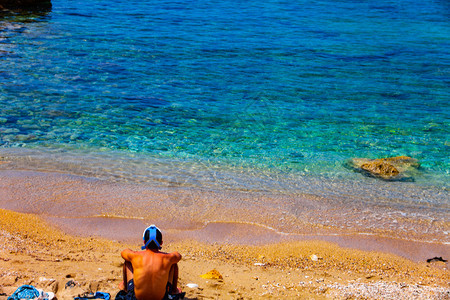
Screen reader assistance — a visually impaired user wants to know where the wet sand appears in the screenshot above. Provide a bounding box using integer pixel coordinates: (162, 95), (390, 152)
(0, 169), (449, 260)
(44, 216), (449, 264)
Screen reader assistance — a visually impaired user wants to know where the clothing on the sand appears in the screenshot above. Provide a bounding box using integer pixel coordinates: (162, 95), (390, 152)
(7, 285), (39, 300)
(115, 280), (185, 300)
(74, 291), (111, 299)
(7, 285), (54, 300)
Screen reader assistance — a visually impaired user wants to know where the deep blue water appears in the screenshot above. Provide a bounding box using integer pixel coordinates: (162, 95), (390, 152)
(0, 0), (449, 196)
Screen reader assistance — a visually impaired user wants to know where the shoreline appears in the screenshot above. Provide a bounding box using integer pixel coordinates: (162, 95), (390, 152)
(44, 215), (449, 264)
(0, 169), (448, 264)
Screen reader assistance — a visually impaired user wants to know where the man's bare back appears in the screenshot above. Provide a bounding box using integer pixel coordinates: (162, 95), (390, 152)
(118, 225), (183, 300)
(121, 248), (181, 300)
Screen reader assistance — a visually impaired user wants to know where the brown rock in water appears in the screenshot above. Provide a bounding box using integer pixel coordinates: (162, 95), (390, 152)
(360, 160), (399, 178)
(349, 156), (419, 180)
(383, 156), (419, 168)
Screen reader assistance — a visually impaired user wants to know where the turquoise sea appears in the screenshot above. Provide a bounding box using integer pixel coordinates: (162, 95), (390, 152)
(0, 0), (449, 241)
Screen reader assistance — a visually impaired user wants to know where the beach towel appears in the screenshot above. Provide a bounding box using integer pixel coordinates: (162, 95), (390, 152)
(74, 292), (111, 299)
(7, 285), (54, 300)
(7, 285), (55, 300)
(7, 285), (40, 300)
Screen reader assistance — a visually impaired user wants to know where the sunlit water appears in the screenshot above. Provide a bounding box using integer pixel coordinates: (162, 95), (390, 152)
(0, 0), (449, 241)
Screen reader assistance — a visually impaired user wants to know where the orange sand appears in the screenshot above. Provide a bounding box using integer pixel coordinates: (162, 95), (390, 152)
(0, 209), (448, 299)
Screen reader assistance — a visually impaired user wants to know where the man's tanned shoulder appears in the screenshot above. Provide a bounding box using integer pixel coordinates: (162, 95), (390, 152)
(121, 248), (138, 261)
(168, 251), (181, 263)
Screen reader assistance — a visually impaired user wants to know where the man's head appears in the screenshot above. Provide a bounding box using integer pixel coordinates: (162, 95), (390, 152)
(142, 225), (163, 250)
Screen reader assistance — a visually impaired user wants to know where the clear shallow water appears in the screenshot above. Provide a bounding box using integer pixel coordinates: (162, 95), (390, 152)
(0, 0), (449, 205)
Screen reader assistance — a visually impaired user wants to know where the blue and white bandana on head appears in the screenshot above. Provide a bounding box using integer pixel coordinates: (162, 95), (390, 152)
(142, 225), (161, 250)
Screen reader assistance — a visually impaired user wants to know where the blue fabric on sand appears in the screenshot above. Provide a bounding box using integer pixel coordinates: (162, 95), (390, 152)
(7, 285), (40, 300)
(74, 292), (111, 299)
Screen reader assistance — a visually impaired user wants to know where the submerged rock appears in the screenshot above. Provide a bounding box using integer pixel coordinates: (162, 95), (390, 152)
(0, 0), (51, 10)
(361, 160), (400, 177)
(347, 156), (420, 181)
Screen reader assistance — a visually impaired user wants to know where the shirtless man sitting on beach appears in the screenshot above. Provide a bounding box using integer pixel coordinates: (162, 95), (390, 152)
(118, 225), (184, 300)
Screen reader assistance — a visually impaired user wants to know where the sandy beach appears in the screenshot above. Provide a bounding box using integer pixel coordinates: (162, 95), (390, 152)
(2, 0), (449, 298)
(0, 208), (449, 299)
(0, 168), (449, 299)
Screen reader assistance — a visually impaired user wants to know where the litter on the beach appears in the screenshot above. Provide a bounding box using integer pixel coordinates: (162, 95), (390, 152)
(38, 277), (55, 283)
(310, 254), (323, 261)
(200, 269), (223, 279)
(186, 283), (199, 289)
(254, 262), (266, 266)
(426, 256), (447, 263)
(74, 291), (111, 299)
